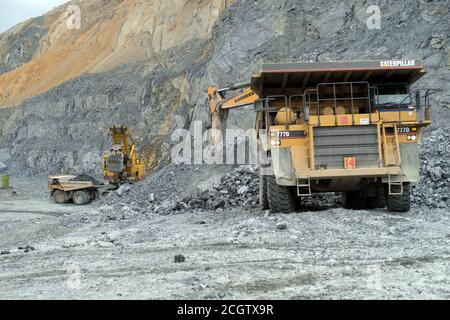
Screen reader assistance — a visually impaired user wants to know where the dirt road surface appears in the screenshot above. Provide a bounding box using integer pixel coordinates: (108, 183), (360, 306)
(0, 177), (449, 299)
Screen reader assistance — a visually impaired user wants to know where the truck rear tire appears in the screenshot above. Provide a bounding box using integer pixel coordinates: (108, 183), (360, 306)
(342, 191), (365, 210)
(365, 186), (386, 209)
(385, 183), (410, 212)
(73, 190), (89, 205)
(267, 175), (295, 213)
(53, 190), (68, 204)
(259, 173), (269, 210)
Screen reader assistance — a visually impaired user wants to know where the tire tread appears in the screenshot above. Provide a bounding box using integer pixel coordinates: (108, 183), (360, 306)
(267, 175), (295, 213)
(386, 183), (410, 212)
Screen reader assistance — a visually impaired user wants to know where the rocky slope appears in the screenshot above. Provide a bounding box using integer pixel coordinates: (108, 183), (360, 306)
(0, 0), (449, 175)
(0, 0), (233, 107)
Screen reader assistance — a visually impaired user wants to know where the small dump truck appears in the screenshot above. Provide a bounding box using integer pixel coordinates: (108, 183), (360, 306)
(48, 175), (103, 205)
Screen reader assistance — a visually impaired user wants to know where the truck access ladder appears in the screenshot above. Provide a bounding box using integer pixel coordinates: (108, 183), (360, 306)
(381, 123), (401, 167)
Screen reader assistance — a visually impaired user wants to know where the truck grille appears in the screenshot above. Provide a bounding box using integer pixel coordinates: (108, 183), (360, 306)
(313, 125), (379, 169)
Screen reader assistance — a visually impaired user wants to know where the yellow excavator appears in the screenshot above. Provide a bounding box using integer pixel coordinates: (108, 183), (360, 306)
(102, 125), (146, 184)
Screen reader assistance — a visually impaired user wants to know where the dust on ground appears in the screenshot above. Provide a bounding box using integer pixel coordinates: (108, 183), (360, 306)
(0, 174), (449, 299)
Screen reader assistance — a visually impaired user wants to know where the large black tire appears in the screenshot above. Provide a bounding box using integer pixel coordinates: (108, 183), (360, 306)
(385, 183), (410, 212)
(73, 190), (90, 205)
(53, 190), (68, 204)
(259, 173), (269, 210)
(342, 191), (365, 210)
(267, 175), (296, 213)
(365, 186), (386, 209)
(87, 189), (98, 203)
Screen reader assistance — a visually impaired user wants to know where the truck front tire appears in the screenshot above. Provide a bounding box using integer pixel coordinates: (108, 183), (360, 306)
(385, 182), (410, 212)
(259, 173), (269, 210)
(267, 175), (296, 213)
(53, 190), (68, 204)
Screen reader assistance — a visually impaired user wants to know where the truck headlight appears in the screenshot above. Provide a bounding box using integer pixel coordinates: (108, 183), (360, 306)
(271, 140), (281, 146)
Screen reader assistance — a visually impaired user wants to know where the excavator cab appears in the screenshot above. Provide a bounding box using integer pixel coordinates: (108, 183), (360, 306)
(102, 125), (146, 184)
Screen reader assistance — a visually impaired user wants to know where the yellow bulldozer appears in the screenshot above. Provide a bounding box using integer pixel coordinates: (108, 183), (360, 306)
(102, 125), (146, 184)
(208, 60), (432, 213)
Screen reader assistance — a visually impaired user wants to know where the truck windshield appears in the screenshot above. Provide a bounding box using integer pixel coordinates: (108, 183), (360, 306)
(378, 94), (411, 106)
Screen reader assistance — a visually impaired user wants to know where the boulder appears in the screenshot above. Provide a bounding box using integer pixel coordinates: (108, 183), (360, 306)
(116, 184), (131, 196)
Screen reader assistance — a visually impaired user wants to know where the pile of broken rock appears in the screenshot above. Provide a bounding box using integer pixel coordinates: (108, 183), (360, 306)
(411, 127), (450, 209)
(174, 166), (259, 211)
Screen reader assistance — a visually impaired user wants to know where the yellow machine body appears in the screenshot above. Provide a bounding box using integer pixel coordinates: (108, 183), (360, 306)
(102, 125), (146, 184)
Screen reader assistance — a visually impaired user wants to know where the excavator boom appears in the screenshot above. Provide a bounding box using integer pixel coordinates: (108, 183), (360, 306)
(207, 84), (259, 141)
(221, 87), (258, 109)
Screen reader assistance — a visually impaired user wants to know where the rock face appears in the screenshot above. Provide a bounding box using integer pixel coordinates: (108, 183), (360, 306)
(0, 0), (449, 178)
(0, 18), (48, 75)
(0, 0), (233, 107)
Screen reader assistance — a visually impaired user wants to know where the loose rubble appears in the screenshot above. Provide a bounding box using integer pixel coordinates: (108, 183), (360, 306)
(91, 164), (342, 218)
(412, 127), (450, 209)
(116, 184), (131, 197)
(175, 166), (259, 211)
(159, 165), (340, 213)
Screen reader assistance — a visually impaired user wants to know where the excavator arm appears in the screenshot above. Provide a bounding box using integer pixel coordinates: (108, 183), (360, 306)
(207, 83), (259, 142)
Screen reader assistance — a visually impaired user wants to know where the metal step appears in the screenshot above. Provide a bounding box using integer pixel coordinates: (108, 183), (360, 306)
(388, 173), (403, 195)
(297, 177), (312, 196)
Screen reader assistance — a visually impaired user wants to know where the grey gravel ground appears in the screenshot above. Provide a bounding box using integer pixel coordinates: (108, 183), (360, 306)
(0, 175), (449, 299)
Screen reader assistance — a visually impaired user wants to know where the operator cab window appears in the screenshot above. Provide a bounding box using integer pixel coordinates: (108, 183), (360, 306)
(374, 83), (412, 110)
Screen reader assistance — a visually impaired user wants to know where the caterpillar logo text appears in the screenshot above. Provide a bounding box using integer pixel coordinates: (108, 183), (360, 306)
(234, 91), (255, 103)
(380, 60), (415, 67)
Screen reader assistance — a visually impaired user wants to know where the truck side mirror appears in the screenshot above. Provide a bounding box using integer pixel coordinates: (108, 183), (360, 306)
(415, 91), (421, 109)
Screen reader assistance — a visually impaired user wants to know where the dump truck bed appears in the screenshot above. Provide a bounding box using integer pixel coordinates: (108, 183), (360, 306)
(48, 180), (95, 192)
(251, 59), (426, 96)
(48, 175), (100, 192)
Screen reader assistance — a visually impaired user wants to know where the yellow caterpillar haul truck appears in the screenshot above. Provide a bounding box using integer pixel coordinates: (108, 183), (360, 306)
(208, 60), (432, 212)
(102, 125), (146, 184)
